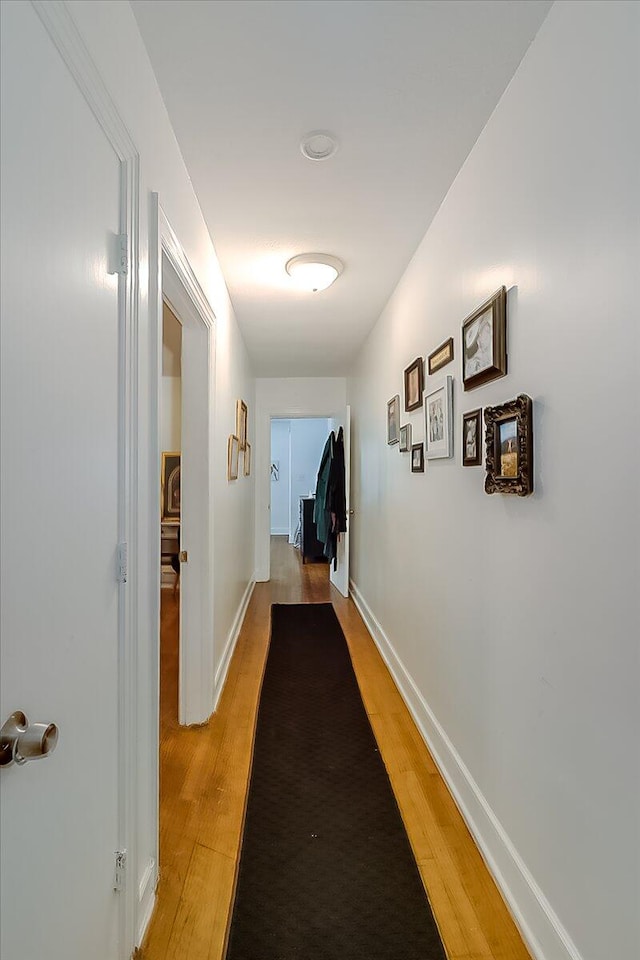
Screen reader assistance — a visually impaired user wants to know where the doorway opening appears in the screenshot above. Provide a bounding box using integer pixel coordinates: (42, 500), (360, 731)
(266, 411), (350, 596)
(160, 300), (182, 729)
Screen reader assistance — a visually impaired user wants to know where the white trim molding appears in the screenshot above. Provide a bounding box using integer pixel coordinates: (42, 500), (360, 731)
(350, 579), (585, 960)
(155, 205), (217, 726)
(137, 857), (157, 946)
(214, 578), (256, 705)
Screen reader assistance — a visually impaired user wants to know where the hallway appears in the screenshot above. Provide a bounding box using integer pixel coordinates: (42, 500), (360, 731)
(142, 538), (530, 959)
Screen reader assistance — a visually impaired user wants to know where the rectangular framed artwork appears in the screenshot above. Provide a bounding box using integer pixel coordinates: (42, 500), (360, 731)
(243, 442), (251, 477)
(236, 399), (248, 450)
(228, 435), (240, 481)
(404, 357), (424, 412)
(387, 395), (401, 445)
(161, 451), (181, 522)
(411, 443), (424, 473)
(462, 408), (482, 466)
(462, 286), (507, 391)
(424, 376), (453, 460)
(399, 423), (412, 453)
(428, 337), (454, 375)
(484, 394), (533, 496)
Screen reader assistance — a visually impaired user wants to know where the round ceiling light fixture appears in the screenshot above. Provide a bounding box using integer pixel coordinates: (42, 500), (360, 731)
(300, 130), (338, 162)
(285, 253), (343, 292)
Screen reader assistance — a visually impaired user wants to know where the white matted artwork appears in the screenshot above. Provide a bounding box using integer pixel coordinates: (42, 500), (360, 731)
(424, 376), (454, 460)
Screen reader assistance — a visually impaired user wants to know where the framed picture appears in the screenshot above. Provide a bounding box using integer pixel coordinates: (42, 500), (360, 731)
(424, 375), (453, 460)
(462, 286), (507, 391)
(236, 399), (248, 450)
(161, 452), (181, 522)
(484, 394), (533, 496)
(387, 395), (401, 445)
(399, 423), (412, 453)
(428, 337), (454, 375)
(270, 460), (280, 481)
(243, 442), (251, 477)
(411, 443), (424, 473)
(462, 408), (482, 466)
(404, 357), (424, 411)
(228, 435), (240, 481)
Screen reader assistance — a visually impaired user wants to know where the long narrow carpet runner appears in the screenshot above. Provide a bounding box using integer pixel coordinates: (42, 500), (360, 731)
(225, 603), (447, 960)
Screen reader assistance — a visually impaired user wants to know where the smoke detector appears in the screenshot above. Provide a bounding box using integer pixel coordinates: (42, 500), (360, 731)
(300, 131), (338, 162)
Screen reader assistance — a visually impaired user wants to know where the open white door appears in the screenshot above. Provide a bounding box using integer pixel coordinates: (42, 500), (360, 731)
(161, 230), (215, 727)
(328, 406), (351, 598)
(1, 3), (126, 957)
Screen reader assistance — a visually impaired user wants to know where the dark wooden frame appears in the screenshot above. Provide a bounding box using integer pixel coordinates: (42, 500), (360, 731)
(462, 286), (507, 391)
(428, 337), (454, 375)
(161, 451), (181, 522)
(399, 423), (412, 453)
(462, 409), (482, 466)
(484, 394), (533, 496)
(387, 395), (401, 445)
(404, 357), (424, 411)
(410, 442), (424, 473)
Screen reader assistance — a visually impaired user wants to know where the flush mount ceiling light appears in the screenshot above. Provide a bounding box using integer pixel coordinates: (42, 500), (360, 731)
(300, 130), (338, 162)
(285, 254), (343, 292)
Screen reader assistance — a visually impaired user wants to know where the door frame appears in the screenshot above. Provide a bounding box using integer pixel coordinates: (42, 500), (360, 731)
(256, 407), (348, 585)
(149, 197), (217, 726)
(29, 3), (141, 956)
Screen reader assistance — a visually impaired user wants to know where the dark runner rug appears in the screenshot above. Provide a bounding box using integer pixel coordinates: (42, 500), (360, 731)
(225, 603), (447, 960)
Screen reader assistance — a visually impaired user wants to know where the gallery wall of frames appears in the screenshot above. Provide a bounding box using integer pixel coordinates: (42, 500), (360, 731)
(386, 286), (533, 495)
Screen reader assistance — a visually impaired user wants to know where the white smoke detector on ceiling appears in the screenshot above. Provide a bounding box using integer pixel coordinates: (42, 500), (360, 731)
(285, 254), (344, 292)
(300, 131), (338, 162)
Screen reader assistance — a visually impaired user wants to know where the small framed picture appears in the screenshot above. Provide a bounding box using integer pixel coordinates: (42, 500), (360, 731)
(404, 357), (424, 412)
(462, 409), (482, 466)
(484, 394), (533, 496)
(462, 287), (507, 391)
(411, 443), (424, 473)
(424, 376), (453, 460)
(387, 395), (401, 444)
(161, 452), (181, 522)
(428, 337), (454, 375)
(236, 399), (248, 450)
(243, 442), (251, 477)
(399, 424), (412, 453)
(228, 435), (240, 481)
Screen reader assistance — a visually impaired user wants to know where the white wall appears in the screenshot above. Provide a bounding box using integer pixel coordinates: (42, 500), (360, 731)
(270, 419), (290, 534)
(348, 4), (640, 960)
(63, 0), (255, 947)
(255, 378), (346, 579)
(161, 302), (181, 451)
(288, 418), (331, 540)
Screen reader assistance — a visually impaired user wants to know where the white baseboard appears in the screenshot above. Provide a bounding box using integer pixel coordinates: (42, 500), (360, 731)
(136, 857), (157, 946)
(349, 579), (583, 960)
(214, 576), (256, 705)
(270, 527), (289, 536)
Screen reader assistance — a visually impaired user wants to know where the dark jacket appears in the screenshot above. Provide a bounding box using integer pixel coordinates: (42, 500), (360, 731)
(313, 431), (334, 547)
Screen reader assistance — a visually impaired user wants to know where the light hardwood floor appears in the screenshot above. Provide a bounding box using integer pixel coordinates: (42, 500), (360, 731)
(141, 537), (531, 960)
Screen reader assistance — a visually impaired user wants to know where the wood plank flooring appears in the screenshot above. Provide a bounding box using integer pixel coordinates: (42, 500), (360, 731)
(141, 537), (531, 960)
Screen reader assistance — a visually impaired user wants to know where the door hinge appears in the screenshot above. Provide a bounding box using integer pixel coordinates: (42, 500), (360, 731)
(108, 233), (128, 276)
(114, 849), (127, 892)
(117, 542), (128, 584)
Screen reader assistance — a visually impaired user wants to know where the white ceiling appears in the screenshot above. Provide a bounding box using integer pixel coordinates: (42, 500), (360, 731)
(132, 0), (552, 377)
